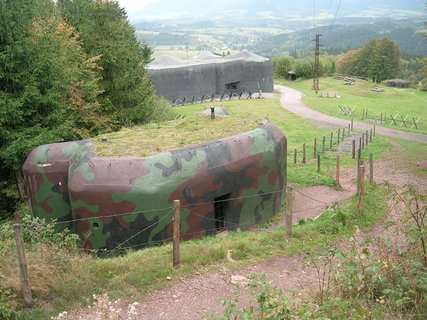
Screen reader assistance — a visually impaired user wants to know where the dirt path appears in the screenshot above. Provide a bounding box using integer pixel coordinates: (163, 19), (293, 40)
(62, 145), (426, 320)
(60, 89), (427, 320)
(275, 85), (427, 144)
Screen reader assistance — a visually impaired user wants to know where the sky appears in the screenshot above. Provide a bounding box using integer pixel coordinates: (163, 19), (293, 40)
(117, 0), (426, 22)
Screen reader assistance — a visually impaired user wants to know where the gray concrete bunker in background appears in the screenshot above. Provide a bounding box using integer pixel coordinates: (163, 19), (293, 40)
(147, 51), (274, 101)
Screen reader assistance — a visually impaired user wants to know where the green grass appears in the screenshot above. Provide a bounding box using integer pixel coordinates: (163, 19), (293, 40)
(93, 115), (262, 157)
(278, 77), (427, 134)
(175, 98), (391, 186)
(14, 183), (389, 319)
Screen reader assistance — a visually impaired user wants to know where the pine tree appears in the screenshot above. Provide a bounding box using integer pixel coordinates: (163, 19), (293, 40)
(58, 0), (155, 128)
(0, 0), (103, 218)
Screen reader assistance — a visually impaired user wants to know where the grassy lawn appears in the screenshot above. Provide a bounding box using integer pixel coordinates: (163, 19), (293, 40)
(5, 96), (422, 319)
(277, 77), (427, 134)
(174, 98), (391, 187)
(6, 183), (388, 319)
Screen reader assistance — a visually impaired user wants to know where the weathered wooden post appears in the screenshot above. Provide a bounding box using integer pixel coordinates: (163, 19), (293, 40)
(369, 153), (374, 184)
(348, 124), (350, 137)
(313, 138), (317, 159)
(336, 155), (341, 189)
(362, 134), (365, 149)
(285, 186), (293, 237)
(365, 130), (369, 145)
(342, 128), (345, 141)
(358, 165), (365, 213)
(369, 129), (373, 142)
(337, 129), (341, 145)
(210, 107), (215, 120)
(351, 118), (354, 131)
(317, 154), (320, 173)
(380, 113), (383, 124)
(293, 148), (297, 164)
(302, 143), (306, 164)
(373, 124), (376, 136)
(359, 137), (362, 151)
(330, 132), (333, 149)
(352, 140), (356, 159)
(322, 136), (325, 153)
(173, 200), (181, 268)
(13, 224), (33, 307)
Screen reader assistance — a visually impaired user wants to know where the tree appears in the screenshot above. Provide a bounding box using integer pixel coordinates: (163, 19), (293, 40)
(367, 38), (400, 83)
(336, 38), (400, 83)
(272, 56), (295, 78)
(0, 0), (103, 219)
(58, 0), (155, 128)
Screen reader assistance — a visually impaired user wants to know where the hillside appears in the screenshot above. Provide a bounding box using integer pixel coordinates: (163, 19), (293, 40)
(247, 20), (427, 57)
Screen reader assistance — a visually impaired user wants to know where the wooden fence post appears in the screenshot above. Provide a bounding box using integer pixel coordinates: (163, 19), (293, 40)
(358, 165), (365, 213)
(356, 154), (361, 195)
(317, 154), (320, 173)
(365, 130), (369, 145)
(342, 127), (345, 141)
(313, 138), (317, 158)
(348, 124), (350, 136)
(380, 113), (383, 124)
(359, 137), (362, 151)
(293, 148), (297, 164)
(374, 124), (376, 136)
(302, 143), (306, 164)
(322, 136), (325, 153)
(330, 132), (333, 149)
(173, 200), (181, 268)
(369, 129), (373, 142)
(352, 140), (356, 159)
(336, 155), (341, 189)
(351, 118), (354, 131)
(337, 129), (341, 145)
(13, 224), (33, 307)
(362, 134), (365, 149)
(369, 153), (373, 184)
(285, 186), (293, 237)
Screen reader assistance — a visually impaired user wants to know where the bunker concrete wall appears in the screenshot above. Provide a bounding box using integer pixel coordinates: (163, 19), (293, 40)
(23, 121), (286, 250)
(148, 59), (274, 101)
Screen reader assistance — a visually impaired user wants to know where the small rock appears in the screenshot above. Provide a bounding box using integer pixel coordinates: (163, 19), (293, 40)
(166, 276), (171, 280)
(231, 275), (249, 286)
(216, 230), (229, 238)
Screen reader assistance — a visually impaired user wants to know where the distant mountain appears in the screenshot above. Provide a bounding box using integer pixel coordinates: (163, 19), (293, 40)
(245, 19), (427, 58)
(127, 0), (426, 22)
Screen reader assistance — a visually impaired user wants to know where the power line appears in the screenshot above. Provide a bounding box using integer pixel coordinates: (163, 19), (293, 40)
(328, 0), (342, 36)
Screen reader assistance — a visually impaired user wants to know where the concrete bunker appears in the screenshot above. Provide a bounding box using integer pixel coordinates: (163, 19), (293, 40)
(22, 120), (287, 250)
(147, 51), (274, 101)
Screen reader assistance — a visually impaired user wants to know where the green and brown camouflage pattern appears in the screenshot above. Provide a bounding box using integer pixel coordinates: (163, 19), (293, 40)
(23, 120), (287, 250)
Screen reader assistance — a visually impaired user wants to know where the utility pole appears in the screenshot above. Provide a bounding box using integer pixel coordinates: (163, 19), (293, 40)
(313, 34), (321, 91)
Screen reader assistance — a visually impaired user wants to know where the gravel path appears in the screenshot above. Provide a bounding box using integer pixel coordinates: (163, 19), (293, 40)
(58, 88), (427, 320)
(275, 85), (427, 144)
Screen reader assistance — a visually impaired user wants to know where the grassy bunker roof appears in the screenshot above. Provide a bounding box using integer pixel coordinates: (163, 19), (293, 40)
(92, 114), (263, 158)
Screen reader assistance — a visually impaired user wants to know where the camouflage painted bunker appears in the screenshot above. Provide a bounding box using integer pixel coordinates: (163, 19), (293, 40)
(147, 51), (274, 101)
(23, 120), (287, 250)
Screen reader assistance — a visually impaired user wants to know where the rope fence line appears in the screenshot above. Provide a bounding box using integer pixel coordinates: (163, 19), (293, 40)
(47, 188), (286, 228)
(116, 208), (175, 249)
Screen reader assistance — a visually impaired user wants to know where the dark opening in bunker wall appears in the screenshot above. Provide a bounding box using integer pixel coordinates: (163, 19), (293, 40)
(225, 82), (240, 91)
(214, 193), (231, 231)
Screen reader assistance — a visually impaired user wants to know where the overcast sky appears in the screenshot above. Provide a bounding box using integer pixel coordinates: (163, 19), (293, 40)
(117, 0), (426, 21)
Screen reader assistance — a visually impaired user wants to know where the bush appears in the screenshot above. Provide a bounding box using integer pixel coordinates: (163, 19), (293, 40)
(146, 98), (179, 123)
(384, 79), (411, 88)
